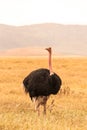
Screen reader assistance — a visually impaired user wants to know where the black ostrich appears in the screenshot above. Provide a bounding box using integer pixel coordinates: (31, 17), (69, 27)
(23, 47), (62, 115)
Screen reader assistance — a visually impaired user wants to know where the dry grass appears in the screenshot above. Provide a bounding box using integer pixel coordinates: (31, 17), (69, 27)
(0, 56), (87, 130)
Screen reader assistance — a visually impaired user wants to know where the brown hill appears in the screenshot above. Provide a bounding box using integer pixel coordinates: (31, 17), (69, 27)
(0, 23), (87, 56)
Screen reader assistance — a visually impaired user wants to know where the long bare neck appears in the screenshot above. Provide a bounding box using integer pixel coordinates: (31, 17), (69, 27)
(48, 50), (53, 74)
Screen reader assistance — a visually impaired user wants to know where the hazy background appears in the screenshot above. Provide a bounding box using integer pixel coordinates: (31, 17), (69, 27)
(0, 0), (87, 56)
(0, 23), (87, 56)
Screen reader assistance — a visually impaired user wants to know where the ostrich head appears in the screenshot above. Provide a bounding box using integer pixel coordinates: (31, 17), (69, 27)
(45, 47), (53, 75)
(45, 47), (52, 54)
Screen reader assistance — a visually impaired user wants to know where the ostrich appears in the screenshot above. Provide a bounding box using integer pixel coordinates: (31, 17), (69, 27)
(23, 47), (62, 115)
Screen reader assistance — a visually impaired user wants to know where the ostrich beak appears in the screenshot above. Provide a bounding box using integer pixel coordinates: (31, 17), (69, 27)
(45, 48), (48, 51)
(45, 47), (51, 52)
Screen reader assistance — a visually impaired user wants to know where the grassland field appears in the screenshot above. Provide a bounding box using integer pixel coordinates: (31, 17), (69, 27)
(0, 56), (87, 130)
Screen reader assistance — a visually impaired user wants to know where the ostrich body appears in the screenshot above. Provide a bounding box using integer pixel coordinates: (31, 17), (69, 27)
(23, 47), (62, 115)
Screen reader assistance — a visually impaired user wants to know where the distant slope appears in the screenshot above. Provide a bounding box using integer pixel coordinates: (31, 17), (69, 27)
(0, 23), (87, 56)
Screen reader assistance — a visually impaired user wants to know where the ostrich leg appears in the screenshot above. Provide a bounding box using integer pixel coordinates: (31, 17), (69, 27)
(43, 96), (49, 115)
(43, 103), (46, 115)
(32, 97), (37, 111)
(33, 96), (49, 115)
(32, 97), (40, 115)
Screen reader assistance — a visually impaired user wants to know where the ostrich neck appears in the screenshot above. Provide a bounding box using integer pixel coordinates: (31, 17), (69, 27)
(48, 51), (53, 74)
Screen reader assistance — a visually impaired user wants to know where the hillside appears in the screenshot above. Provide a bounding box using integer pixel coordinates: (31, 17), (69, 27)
(0, 23), (87, 56)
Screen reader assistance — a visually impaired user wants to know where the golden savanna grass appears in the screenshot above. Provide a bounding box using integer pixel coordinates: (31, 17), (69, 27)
(0, 56), (87, 130)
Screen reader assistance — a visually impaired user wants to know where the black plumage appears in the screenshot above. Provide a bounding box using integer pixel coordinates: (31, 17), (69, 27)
(23, 68), (62, 99)
(23, 47), (62, 115)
